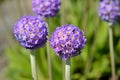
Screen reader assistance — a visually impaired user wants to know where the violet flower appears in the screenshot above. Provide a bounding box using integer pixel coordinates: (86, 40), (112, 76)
(32, 0), (61, 17)
(50, 24), (87, 60)
(98, 0), (120, 24)
(14, 16), (48, 49)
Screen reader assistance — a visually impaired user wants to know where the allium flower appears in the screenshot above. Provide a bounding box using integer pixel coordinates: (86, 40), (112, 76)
(98, 0), (120, 23)
(14, 16), (48, 49)
(32, 0), (61, 17)
(50, 24), (87, 60)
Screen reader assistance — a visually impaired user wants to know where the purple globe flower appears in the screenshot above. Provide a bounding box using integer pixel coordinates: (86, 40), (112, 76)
(32, 0), (61, 17)
(14, 16), (48, 49)
(98, 0), (120, 23)
(50, 24), (87, 60)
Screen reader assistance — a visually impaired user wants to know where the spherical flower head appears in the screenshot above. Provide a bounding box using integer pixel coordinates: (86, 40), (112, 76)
(14, 16), (48, 49)
(32, 0), (61, 17)
(98, 0), (120, 24)
(50, 24), (87, 60)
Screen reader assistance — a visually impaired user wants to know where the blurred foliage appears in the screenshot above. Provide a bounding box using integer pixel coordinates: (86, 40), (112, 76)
(0, 0), (4, 4)
(1, 0), (120, 80)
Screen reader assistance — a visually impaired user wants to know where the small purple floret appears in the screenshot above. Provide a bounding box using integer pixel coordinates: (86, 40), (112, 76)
(32, 0), (61, 17)
(50, 24), (87, 60)
(98, 0), (120, 23)
(14, 16), (48, 49)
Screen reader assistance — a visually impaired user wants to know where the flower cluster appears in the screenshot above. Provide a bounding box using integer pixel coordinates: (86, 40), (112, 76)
(14, 16), (48, 49)
(32, 0), (61, 17)
(14, 0), (61, 50)
(50, 24), (87, 60)
(98, 0), (120, 23)
(14, 0), (86, 60)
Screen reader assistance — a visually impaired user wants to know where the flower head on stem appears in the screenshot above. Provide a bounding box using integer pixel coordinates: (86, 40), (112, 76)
(32, 0), (61, 17)
(50, 24), (87, 60)
(14, 15), (48, 49)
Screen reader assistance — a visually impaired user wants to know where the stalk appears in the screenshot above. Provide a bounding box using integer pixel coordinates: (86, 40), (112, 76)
(46, 19), (53, 80)
(65, 58), (71, 80)
(46, 40), (53, 80)
(61, 0), (66, 25)
(109, 23), (116, 80)
(61, 0), (66, 79)
(16, 0), (23, 17)
(30, 50), (38, 80)
(84, 19), (99, 75)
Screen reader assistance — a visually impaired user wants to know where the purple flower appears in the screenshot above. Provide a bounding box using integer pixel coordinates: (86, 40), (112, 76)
(14, 16), (48, 49)
(50, 24), (87, 60)
(32, 0), (61, 17)
(98, 0), (120, 23)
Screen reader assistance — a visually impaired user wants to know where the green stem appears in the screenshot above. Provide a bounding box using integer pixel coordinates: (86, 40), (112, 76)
(65, 58), (71, 80)
(82, 0), (88, 35)
(61, 0), (66, 79)
(84, 19), (99, 76)
(30, 50), (38, 80)
(16, 0), (23, 17)
(46, 19), (53, 80)
(109, 23), (116, 80)
(19, 0), (27, 15)
(46, 40), (53, 80)
(61, 0), (66, 25)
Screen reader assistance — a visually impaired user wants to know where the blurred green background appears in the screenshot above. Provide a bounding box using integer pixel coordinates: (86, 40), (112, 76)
(0, 0), (120, 80)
